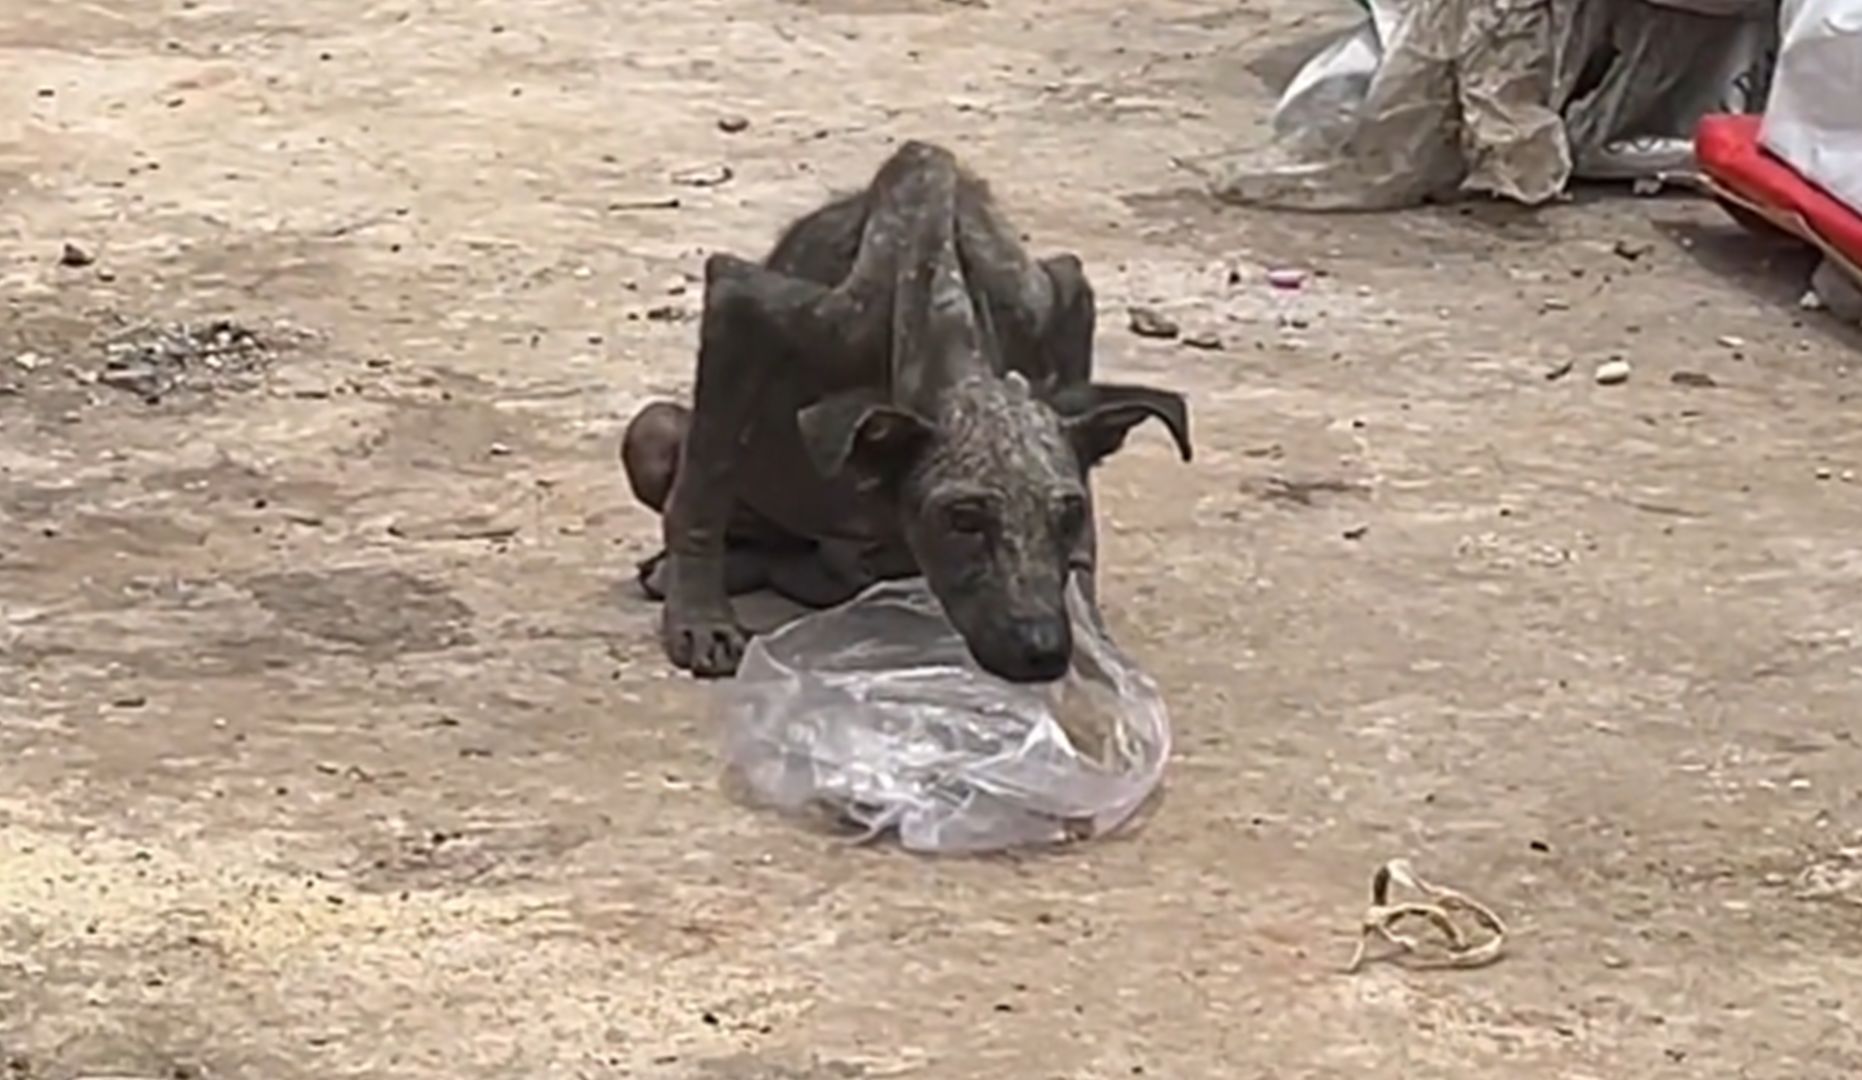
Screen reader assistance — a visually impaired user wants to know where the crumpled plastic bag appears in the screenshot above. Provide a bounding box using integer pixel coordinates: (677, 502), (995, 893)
(715, 577), (1171, 854)
(1215, 0), (1776, 210)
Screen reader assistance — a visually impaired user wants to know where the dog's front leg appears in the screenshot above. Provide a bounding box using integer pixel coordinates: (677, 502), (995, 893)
(660, 253), (830, 677)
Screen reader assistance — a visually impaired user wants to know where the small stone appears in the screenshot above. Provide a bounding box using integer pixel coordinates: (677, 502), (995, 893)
(672, 163), (734, 188)
(1670, 371), (1717, 389)
(1601, 953), (1630, 970)
(1342, 524), (1369, 541)
(1801, 290), (1826, 311)
(1717, 334), (1746, 350)
(97, 363), (161, 394)
(1594, 359), (1632, 385)
(111, 695), (148, 709)
(717, 114), (750, 134)
(1815, 466), (1834, 480)
(1181, 330), (1223, 351)
(1266, 268), (1306, 290)
(1543, 360), (1575, 382)
(1127, 307), (1179, 340)
(11, 351), (43, 371)
(1541, 297), (1571, 312)
(59, 242), (95, 267)
(644, 304), (685, 322)
(1613, 239), (1652, 261)
(487, 441), (513, 457)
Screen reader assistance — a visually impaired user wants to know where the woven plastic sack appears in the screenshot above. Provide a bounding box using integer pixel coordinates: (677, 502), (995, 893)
(716, 577), (1171, 854)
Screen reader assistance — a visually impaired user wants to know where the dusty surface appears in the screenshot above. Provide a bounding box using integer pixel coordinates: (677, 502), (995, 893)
(4, 1), (1862, 1077)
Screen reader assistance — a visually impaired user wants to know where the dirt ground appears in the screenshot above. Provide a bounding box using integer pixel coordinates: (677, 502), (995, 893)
(4, 0), (1862, 1077)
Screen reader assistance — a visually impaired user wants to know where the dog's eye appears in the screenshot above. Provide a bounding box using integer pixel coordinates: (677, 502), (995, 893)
(943, 500), (991, 535)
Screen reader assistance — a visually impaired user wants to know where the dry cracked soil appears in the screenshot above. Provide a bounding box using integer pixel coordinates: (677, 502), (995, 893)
(4, 1), (1862, 1078)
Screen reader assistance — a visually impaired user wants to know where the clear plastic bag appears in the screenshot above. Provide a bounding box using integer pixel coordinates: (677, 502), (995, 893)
(715, 577), (1172, 854)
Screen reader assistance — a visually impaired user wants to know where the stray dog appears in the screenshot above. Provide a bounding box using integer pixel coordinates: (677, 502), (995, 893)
(623, 141), (1191, 682)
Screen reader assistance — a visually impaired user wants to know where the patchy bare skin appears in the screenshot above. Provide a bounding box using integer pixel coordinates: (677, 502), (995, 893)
(5, 1), (1862, 1079)
(626, 141), (1190, 681)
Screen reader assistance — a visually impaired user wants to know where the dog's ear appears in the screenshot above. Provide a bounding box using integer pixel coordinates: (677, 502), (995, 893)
(796, 390), (934, 480)
(1050, 383), (1192, 468)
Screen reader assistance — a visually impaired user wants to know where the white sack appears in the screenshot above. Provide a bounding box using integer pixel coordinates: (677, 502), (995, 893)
(1760, 0), (1862, 217)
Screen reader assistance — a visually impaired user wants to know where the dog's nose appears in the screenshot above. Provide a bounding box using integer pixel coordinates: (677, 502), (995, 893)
(1011, 617), (1071, 682)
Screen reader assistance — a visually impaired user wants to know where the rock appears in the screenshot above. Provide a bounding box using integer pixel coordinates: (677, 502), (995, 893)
(11, 351), (44, 371)
(1342, 524), (1370, 541)
(1266, 268), (1307, 290)
(1612, 239), (1652, 261)
(717, 114), (751, 134)
(1815, 466), (1834, 481)
(1594, 359), (1632, 385)
(1543, 360), (1574, 382)
(1813, 258), (1862, 323)
(1182, 330), (1223, 351)
(1717, 334), (1747, 350)
(1670, 371), (1717, 388)
(59, 242), (94, 267)
(1127, 306), (1179, 339)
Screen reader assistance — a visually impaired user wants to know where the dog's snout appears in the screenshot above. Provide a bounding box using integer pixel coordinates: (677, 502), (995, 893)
(1011, 617), (1071, 682)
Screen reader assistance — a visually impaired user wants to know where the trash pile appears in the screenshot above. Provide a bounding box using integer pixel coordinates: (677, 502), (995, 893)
(1215, 0), (1777, 210)
(1215, 0), (1862, 320)
(715, 578), (1172, 855)
(93, 318), (287, 402)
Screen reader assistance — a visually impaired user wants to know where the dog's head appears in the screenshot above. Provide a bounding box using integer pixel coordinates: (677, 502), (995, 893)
(798, 373), (1191, 682)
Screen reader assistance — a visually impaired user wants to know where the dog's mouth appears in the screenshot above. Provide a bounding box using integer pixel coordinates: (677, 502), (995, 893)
(965, 631), (1073, 684)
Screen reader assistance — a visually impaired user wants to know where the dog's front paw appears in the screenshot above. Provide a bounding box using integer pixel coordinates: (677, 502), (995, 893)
(661, 605), (751, 678)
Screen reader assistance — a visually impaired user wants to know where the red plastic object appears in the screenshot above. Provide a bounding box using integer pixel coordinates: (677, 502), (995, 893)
(1695, 113), (1862, 281)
